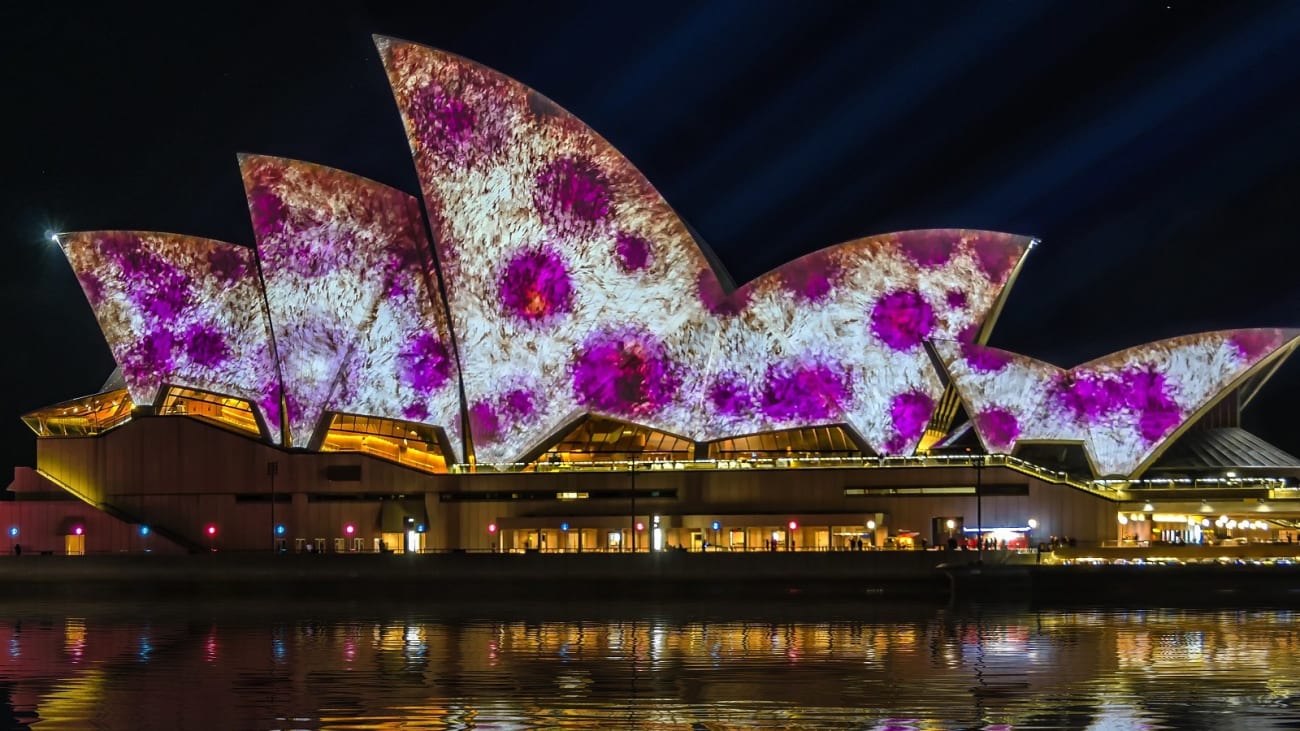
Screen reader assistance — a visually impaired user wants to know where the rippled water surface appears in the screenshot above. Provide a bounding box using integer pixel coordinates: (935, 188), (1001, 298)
(2, 600), (1299, 730)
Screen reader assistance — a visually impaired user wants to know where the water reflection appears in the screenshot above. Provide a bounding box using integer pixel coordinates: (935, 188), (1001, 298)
(0, 602), (1298, 729)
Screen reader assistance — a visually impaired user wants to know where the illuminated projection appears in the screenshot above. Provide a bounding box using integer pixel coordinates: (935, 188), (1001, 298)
(241, 155), (462, 456)
(700, 230), (1029, 452)
(931, 329), (1300, 477)
(377, 38), (1031, 461)
(60, 232), (282, 443)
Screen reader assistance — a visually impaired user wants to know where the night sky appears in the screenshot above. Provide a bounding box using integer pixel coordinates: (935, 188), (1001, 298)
(4, 2), (1300, 474)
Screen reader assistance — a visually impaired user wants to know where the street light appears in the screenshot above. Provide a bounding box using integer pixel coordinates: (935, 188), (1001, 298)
(974, 454), (985, 563)
(267, 460), (279, 553)
(629, 458), (638, 552)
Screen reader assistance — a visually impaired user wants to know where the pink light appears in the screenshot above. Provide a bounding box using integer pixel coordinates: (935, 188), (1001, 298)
(635, 522), (645, 531)
(344, 523), (356, 535)
(788, 520), (798, 531)
(487, 523), (498, 534)
(73, 526), (83, 536)
(206, 525), (217, 536)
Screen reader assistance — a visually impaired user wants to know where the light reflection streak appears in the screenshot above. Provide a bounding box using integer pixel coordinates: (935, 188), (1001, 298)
(0, 608), (1296, 728)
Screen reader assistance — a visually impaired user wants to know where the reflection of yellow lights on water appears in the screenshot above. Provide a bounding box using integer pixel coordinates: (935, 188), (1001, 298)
(63, 618), (85, 664)
(29, 668), (107, 731)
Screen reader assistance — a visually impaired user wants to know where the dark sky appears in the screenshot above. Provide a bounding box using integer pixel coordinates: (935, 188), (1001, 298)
(4, 1), (1300, 473)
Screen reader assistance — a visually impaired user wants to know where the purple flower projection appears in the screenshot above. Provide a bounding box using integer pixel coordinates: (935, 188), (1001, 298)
(398, 332), (454, 394)
(247, 186), (288, 240)
(134, 265), (193, 321)
(502, 388), (537, 420)
(1051, 371), (1112, 423)
(615, 232), (652, 272)
(697, 271), (749, 316)
(898, 231), (956, 268)
(960, 342), (1013, 373)
(870, 290), (936, 351)
(498, 247), (574, 322)
(207, 246), (249, 284)
(759, 360), (852, 423)
(468, 400), (503, 446)
(932, 331), (1300, 476)
(572, 327), (680, 419)
(1051, 365), (1181, 444)
(259, 382), (301, 435)
(402, 402), (430, 422)
(879, 390), (934, 455)
(971, 233), (1019, 283)
(379, 40), (1037, 462)
(241, 156), (463, 454)
(460, 387), (539, 448)
(1229, 329), (1281, 362)
(533, 157), (611, 234)
(975, 407), (1020, 450)
(411, 83), (477, 156)
(183, 324), (230, 368)
(1138, 399), (1182, 443)
(122, 329), (176, 385)
(709, 372), (754, 417)
(64, 231), (286, 445)
(779, 251), (838, 302)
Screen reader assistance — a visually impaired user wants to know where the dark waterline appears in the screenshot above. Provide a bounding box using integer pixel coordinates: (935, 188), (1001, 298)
(2, 599), (1298, 730)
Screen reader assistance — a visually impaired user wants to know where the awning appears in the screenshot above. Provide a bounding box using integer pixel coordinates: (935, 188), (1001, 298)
(379, 499), (428, 533)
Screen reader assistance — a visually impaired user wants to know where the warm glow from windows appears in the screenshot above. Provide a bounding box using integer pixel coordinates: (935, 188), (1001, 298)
(321, 414), (448, 474)
(160, 387), (261, 437)
(22, 388), (132, 437)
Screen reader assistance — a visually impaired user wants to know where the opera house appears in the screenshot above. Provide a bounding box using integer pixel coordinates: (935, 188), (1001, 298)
(9, 38), (1300, 557)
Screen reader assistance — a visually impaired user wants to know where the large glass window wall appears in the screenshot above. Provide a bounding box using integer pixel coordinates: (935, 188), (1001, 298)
(22, 389), (132, 437)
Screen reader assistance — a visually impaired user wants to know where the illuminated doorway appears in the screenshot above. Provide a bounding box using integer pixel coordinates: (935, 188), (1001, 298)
(64, 534), (85, 556)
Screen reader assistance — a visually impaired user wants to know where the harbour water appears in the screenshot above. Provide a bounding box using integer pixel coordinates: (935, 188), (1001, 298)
(2, 600), (1298, 730)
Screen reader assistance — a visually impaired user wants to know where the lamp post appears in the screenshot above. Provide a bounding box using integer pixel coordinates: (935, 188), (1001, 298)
(975, 454), (984, 564)
(629, 458), (637, 553)
(267, 460), (279, 553)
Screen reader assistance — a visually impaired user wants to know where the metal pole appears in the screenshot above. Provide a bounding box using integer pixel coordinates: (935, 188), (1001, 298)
(630, 459), (636, 553)
(267, 460), (279, 553)
(976, 455), (983, 564)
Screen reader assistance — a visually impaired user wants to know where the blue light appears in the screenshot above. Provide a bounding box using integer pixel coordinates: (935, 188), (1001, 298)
(275, 524), (286, 535)
(139, 525), (150, 537)
(711, 521), (721, 531)
(416, 523), (426, 533)
(7, 527), (16, 538)
(560, 522), (569, 532)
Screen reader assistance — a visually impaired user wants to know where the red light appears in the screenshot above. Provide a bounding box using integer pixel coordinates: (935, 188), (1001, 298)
(788, 520), (798, 531)
(206, 525), (217, 536)
(487, 523), (498, 534)
(635, 522), (645, 531)
(344, 524), (356, 535)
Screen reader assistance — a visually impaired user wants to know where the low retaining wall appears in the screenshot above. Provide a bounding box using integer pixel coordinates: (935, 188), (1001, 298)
(0, 550), (1029, 601)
